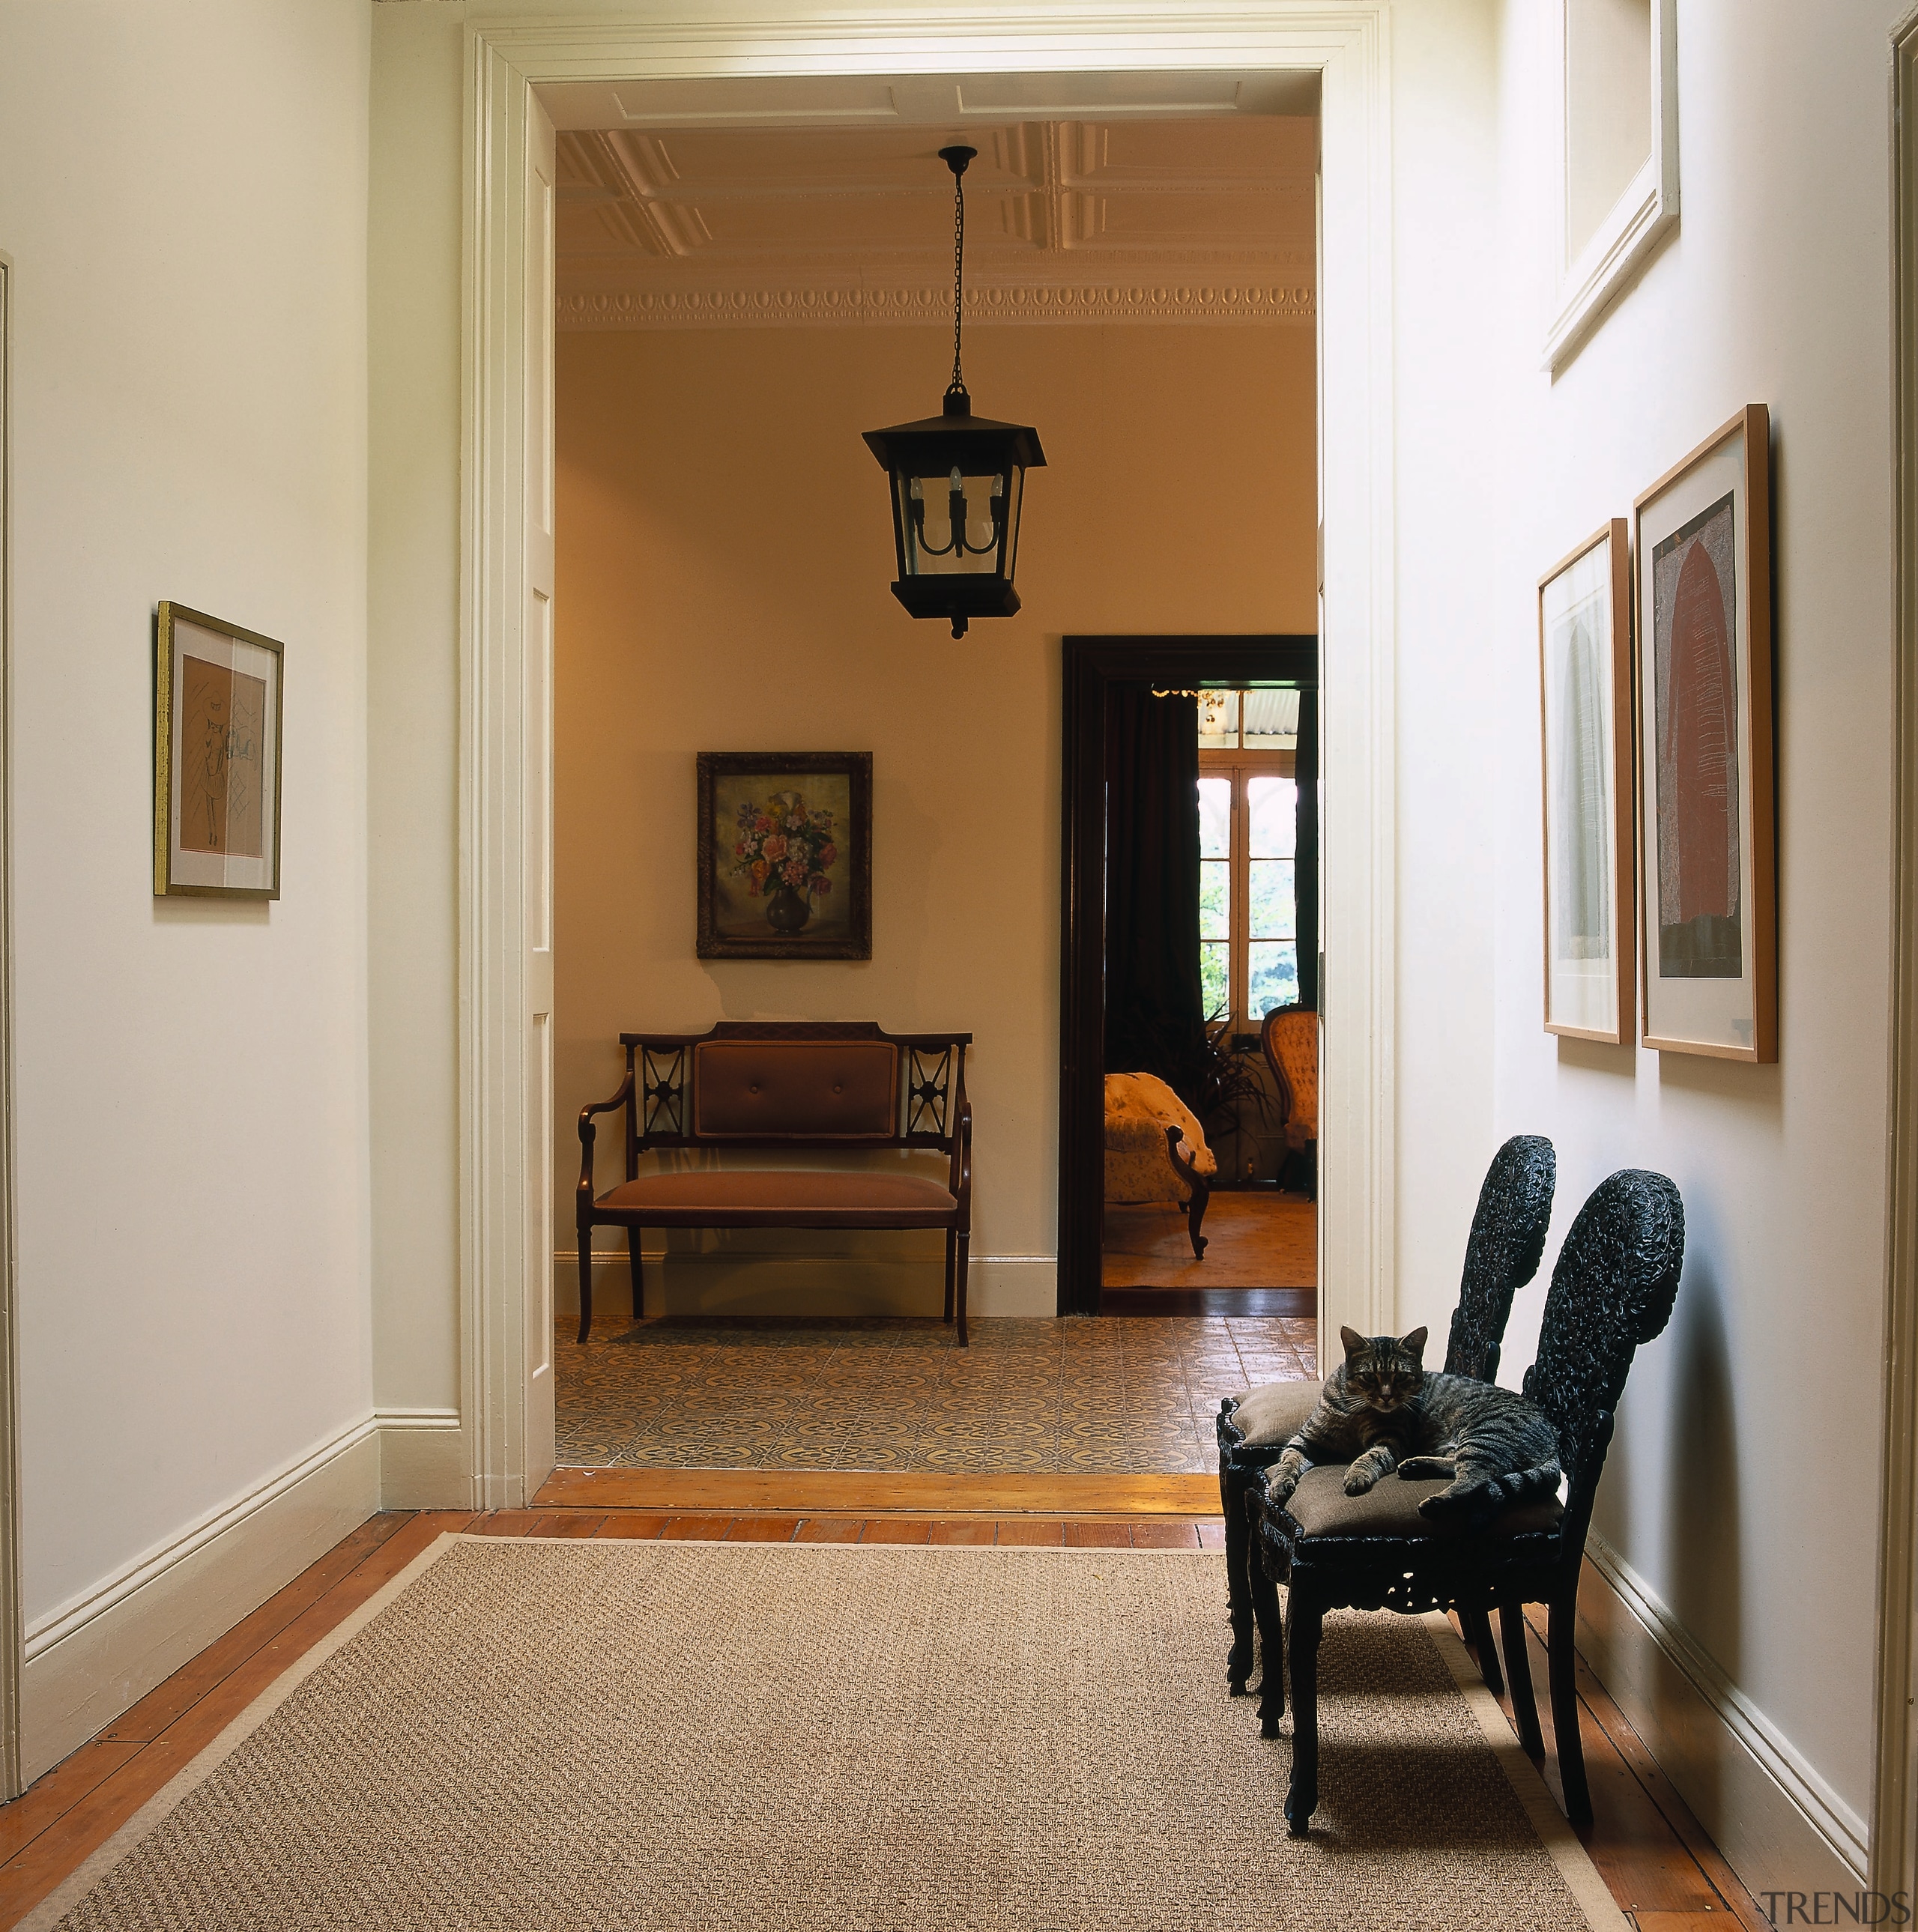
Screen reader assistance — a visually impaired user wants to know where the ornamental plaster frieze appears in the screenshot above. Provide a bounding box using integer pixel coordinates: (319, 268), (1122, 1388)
(555, 282), (1313, 330)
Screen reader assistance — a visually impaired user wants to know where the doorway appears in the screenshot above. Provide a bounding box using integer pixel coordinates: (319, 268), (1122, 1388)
(1058, 636), (1316, 1325)
(464, 14), (1397, 1504)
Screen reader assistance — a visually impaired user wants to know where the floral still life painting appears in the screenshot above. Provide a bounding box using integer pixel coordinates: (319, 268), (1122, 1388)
(696, 752), (873, 959)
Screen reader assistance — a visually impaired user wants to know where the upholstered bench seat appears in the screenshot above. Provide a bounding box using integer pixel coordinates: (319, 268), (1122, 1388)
(595, 1170), (957, 1223)
(1278, 1464), (1564, 1544)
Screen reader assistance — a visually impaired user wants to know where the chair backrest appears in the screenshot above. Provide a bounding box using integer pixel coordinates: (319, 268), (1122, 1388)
(1444, 1135), (1557, 1381)
(1259, 1007), (1318, 1137)
(1522, 1169), (1685, 1528)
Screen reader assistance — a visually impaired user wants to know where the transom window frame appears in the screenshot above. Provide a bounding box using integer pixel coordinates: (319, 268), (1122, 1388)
(1199, 746), (1299, 1036)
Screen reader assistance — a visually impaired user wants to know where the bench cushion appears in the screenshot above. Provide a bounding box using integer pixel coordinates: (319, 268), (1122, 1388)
(597, 1171), (955, 1217)
(692, 1040), (898, 1139)
(1280, 1464), (1564, 1541)
(1226, 1378), (1322, 1447)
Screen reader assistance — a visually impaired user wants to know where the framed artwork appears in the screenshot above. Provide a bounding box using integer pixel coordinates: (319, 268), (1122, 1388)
(696, 752), (872, 959)
(1539, 520), (1636, 1042)
(154, 601), (284, 900)
(1633, 405), (1776, 1061)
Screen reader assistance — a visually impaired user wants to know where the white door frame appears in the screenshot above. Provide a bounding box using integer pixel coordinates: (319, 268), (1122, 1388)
(1872, 10), (1918, 1901)
(460, 4), (1396, 1507)
(0, 249), (22, 1799)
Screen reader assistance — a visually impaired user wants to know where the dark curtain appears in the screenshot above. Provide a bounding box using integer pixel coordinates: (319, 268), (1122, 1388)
(1103, 687), (1205, 1092)
(1295, 688), (1319, 1011)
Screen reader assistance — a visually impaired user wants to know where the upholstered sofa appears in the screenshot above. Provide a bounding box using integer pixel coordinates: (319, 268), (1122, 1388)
(1103, 1071), (1217, 1259)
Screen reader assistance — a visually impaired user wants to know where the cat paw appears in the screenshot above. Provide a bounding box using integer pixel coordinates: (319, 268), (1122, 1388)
(1343, 1465), (1381, 1496)
(1418, 1479), (1504, 1529)
(1397, 1456), (1453, 1480)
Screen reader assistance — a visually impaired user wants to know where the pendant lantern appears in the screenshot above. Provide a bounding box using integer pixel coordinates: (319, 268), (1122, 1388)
(862, 145), (1046, 640)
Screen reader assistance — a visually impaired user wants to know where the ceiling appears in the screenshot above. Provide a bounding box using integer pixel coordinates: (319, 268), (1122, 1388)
(548, 72), (1319, 333)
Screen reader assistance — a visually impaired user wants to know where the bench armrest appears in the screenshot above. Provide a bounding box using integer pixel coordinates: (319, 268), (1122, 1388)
(948, 1099), (972, 1230)
(577, 1071), (635, 1205)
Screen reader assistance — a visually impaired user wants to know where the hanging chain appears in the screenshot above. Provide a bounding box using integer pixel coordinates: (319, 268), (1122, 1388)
(948, 162), (967, 402)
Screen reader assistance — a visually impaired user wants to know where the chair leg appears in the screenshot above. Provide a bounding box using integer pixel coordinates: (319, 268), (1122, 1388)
(954, 1234), (970, 1347)
(1223, 1461), (1256, 1694)
(626, 1226), (644, 1321)
(1283, 1587), (1324, 1835)
(1500, 1596), (1545, 1759)
(943, 1228), (956, 1324)
(1549, 1582), (1593, 1825)
(1459, 1601), (1504, 1698)
(575, 1232), (594, 1345)
(1251, 1558), (1287, 1734)
(1186, 1172), (1211, 1259)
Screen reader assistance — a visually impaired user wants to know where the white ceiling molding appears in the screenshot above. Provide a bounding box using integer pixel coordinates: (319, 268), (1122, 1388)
(556, 114), (1316, 327)
(557, 281), (1312, 330)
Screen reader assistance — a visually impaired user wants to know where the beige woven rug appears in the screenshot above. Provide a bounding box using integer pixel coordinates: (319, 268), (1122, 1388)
(28, 1537), (1626, 1931)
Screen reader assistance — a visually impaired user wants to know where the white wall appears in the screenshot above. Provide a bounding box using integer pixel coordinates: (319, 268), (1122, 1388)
(0, 0), (376, 1773)
(1474, 0), (1900, 1895)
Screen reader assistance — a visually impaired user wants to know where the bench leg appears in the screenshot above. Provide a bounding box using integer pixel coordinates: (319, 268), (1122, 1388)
(955, 1233), (971, 1347)
(627, 1226), (644, 1321)
(943, 1228), (956, 1324)
(576, 1232), (594, 1345)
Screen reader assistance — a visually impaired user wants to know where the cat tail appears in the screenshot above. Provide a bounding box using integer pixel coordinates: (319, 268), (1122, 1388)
(1504, 1460), (1562, 1503)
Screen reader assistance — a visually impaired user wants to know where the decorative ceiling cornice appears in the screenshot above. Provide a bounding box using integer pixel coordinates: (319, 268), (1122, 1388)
(557, 282), (1312, 330)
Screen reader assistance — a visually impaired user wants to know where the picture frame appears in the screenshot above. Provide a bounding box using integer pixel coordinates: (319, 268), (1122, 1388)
(696, 752), (872, 960)
(154, 601), (285, 900)
(1539, 519), (1636, 1043)
(1633, 405), (1776, 1061)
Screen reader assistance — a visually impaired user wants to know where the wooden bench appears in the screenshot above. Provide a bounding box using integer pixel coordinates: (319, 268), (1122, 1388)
(576, 1020), (974, 1343)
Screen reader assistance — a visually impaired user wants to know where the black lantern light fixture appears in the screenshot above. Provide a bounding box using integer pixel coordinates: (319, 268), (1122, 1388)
(862, 145), (1046, 639)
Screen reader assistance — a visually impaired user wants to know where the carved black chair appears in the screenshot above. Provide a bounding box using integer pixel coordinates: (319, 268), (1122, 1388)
(1215, 1133), (1556, 1698)
(1247, 1169), (1684, 1835)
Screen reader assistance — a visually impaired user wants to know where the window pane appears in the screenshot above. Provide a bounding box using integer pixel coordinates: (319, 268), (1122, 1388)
(1249, 775), (1296, 858)
(1200, 859), (1230, 941)
(1197, 691), (1240, 749)
(1201, 942), (1230, 1022)
(1249, 942), (1299, 1020)
(1250, 859), (1295, 939)
(1197, 776), (1231, 859)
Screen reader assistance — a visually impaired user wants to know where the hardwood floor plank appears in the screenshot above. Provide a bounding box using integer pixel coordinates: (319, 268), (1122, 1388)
(527, 1512), (605, 1539)
(0, 1742), (144, 1865)
(100, 1511), (411, 1742)
(995, 1521), (1065, 1546)
(1129, 1521), (1202, 1548)
(659, 1515), (732, 1541)
(592, 1513), (666, 1539)
(534, 1468), (1220, 1517)
(468, 1511), (545, 1537)
(858, 1519), (931, 1544)
(793, 1518), (863, 1543)
(1064, 1522), (1133, 1548)
(723, 1516), (800, 1542)
(928, 1521), (996, 1545)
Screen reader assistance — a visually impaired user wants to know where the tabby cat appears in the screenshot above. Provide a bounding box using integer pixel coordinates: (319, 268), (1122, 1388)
(1265, 1326), (1561, 1531)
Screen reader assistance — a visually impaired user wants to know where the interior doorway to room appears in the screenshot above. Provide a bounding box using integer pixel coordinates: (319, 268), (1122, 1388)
(1059, 638), (1319, 1321)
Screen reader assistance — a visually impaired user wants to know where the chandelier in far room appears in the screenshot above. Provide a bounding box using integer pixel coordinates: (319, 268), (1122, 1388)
(862, 145), (1047, 640)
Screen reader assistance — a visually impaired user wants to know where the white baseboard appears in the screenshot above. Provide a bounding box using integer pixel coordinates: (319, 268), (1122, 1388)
(1579, 1532), (1866, 1898)
(22, 1417), (381, 1780)
(376, 1408), (470, 1511)
(555, 1249), (1058, 1319)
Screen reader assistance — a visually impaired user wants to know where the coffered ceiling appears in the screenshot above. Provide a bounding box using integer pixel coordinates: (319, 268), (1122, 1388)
(550, 73), (1318, 333)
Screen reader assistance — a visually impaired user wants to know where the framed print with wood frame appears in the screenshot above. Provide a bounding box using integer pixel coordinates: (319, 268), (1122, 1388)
(154, 602), (283, 900)
(1634, 405), (1776, 1060)
(697, 751), (872, 959)
(1539, 520), (1635, 1042)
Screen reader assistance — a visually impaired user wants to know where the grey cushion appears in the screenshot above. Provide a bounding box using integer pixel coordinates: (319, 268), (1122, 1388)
(1228, 1378), (1322, 1447)
(1280, 1464), (1564, 1542)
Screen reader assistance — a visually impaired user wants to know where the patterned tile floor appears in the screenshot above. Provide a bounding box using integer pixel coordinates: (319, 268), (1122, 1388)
(554, 1316), (1319, 1474)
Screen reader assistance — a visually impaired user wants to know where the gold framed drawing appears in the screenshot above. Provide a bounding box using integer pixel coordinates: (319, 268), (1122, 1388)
(154, 601), (284, 900)
(1633, 405), (1776, 1061)
(1539, 519), (1636, 1043)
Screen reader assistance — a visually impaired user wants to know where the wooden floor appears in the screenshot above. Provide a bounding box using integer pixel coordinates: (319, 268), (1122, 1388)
(0, 1499), (1771, 1932)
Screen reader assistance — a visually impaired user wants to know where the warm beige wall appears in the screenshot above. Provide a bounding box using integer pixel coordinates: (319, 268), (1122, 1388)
(555, 321), (1316, 1315)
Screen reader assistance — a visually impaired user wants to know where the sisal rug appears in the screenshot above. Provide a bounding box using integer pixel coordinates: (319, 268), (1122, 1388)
(28, 1538), (1625, 1932)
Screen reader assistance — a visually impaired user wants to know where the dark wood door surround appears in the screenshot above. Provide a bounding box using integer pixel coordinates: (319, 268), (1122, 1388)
(1058, 636), (1319, 1315)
